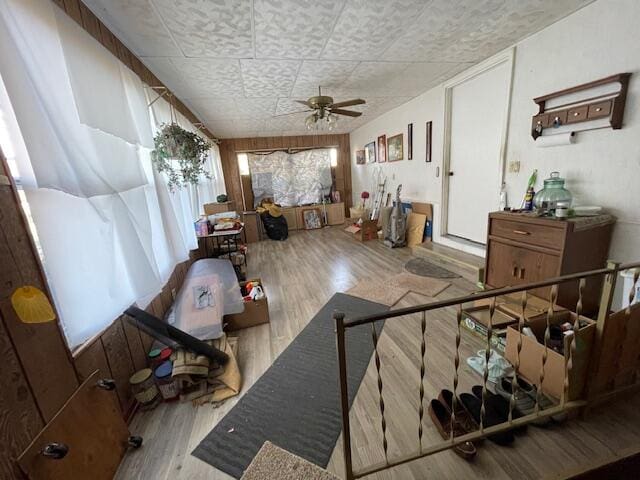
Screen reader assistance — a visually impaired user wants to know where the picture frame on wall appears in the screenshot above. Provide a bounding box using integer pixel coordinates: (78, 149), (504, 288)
(356, 149), (365, 165)
(365, 141), (376, 163)
(387, 133), (403, 162)
(425, 121), (432, 163)
(377, 135), (387, 163)
(408, 123), (413, 160)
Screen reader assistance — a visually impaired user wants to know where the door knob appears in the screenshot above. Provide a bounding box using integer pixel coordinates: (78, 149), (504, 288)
(448, 171), (454, 176)
(42, 442), (69, 460)
(96, 378), (116, 391)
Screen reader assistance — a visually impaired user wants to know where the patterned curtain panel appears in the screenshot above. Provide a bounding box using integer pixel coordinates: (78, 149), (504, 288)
(248, 148), (331, 207)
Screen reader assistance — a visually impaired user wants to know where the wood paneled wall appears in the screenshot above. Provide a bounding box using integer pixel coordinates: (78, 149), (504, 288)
(0, 138), (194, 480)
(0, 153), (78, 479)
(72, 259), (194, 414)
(49, 0), (216, 140)
(0, 3), (206, 478)
(218, 134), (352, 213)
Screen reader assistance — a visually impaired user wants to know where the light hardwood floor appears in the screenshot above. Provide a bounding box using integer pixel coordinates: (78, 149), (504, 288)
(116, 227), (640, 480)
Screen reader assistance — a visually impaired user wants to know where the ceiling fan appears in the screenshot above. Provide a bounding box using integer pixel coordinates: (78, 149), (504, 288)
(278, 87), (365, 130)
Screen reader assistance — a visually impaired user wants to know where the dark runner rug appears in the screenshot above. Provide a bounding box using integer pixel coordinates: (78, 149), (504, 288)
(404, 257), (460, 279)
(192, 293), (387, 479)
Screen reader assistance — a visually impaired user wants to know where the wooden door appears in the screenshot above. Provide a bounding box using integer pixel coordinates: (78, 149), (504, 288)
(281, 207), (297, 230)
(18, 371), (131, 480)
(487, 241), (560, 298)
(326, 203), (345, 225)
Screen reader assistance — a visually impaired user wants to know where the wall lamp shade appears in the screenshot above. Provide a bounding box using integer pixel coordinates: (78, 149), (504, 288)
(11, 286), (56, 323)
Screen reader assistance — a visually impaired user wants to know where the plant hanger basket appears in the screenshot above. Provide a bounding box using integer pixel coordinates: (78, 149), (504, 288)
(151, 96), (211, 191)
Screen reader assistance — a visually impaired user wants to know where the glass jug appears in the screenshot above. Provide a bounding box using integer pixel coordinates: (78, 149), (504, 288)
(533, 171), (572, 213)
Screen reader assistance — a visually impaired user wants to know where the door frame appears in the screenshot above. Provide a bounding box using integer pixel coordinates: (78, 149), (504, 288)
(440, 47), (515, 243)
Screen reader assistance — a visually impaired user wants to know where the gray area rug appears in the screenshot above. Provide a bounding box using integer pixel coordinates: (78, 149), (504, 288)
(192, 293), (388, 479)
(404, 257), (460, 279)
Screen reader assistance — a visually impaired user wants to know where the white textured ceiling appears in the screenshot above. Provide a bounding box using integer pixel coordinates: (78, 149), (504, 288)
(85, 0), (591, 139)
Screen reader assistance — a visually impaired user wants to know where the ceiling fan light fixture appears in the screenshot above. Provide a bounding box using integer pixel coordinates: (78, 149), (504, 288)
(326, 113), (337, 131)
(305, 113), (317, 130)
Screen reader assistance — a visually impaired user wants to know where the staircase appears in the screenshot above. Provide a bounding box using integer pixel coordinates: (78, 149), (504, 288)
(411, 241), (485, 284)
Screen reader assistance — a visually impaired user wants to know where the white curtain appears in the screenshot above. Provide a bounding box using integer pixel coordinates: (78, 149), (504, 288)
(0, 0), (218, 347)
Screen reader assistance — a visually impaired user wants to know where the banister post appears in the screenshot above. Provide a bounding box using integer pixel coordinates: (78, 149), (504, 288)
(585, 260), (619, 408)
(335, 312), (354, 480)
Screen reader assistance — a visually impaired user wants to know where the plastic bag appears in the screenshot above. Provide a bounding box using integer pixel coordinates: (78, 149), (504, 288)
(261, 212), (288, 240)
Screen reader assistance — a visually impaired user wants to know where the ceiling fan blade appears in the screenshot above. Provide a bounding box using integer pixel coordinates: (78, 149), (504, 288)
(295, 100), (312, 107)
(273, 110), (313, 117)
(331, 108), (362, 117)
(331, 98), (365, 108)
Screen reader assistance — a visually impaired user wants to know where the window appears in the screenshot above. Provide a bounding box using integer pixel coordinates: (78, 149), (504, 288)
(330, 147), (338, 167)
(237, 153), (250, 176)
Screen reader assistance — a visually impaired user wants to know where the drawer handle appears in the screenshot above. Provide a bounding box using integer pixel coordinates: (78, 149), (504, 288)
(573, 112), (580, 117)
(519, 268), (525, 280)
(512, 266), (518, 277)
(595, 107), (602, 112)
(513, 230), (530, 235)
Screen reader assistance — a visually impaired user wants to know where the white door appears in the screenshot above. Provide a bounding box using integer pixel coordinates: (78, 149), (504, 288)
(445, 58), (511, 244)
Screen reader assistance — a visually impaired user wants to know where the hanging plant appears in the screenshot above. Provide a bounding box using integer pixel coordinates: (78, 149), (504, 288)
(151, 123), (212, 191)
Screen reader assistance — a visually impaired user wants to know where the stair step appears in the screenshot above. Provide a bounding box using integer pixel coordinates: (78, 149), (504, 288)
(411, 242), (485, 284)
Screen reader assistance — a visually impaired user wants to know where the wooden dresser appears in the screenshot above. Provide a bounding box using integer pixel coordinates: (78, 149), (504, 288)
(484, 212), (615, 315)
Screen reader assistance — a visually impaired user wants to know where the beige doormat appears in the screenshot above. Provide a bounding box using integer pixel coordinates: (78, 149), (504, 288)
(241, 441), (339, 480)
(389, 271), (450, 298)
(346, 279), (408, 306)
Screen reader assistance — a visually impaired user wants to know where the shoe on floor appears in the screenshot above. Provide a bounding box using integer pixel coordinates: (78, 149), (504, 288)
(438, 389), (479, 433)
(471, 385), (527, 434)
(516, 377), (568, 423)
(428, 398), (477, 460)
(459, 393), (514, 446)
(494, 377), (550, 427)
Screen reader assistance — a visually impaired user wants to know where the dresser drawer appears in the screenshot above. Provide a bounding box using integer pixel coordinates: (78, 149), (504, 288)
(587, 100), (612, 119)
(490, 218), (565, 250)
(566, 105), (589, 124)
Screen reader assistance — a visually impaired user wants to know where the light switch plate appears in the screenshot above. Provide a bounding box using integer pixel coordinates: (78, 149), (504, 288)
(508, 160), (521, 173)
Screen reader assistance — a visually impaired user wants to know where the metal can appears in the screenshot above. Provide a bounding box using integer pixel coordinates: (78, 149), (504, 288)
(154, 361), (180, 401)
(130, 368), (160, 407)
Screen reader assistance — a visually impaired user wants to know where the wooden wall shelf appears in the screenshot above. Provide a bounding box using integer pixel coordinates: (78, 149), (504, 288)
(531, 73), (631, 139)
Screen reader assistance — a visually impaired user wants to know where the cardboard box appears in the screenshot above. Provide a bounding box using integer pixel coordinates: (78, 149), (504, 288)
(204, 201), (235, 216)
(505, 311), (595, 401)
(473, 293), (568, 322)
(463, 305), (518, 329)
(462, 312), (508, 352)
(355, 219), (378, 241)
(410, 202), (433, 242)
(224, 278), (270, 331)
(349, 207), (370, 222)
